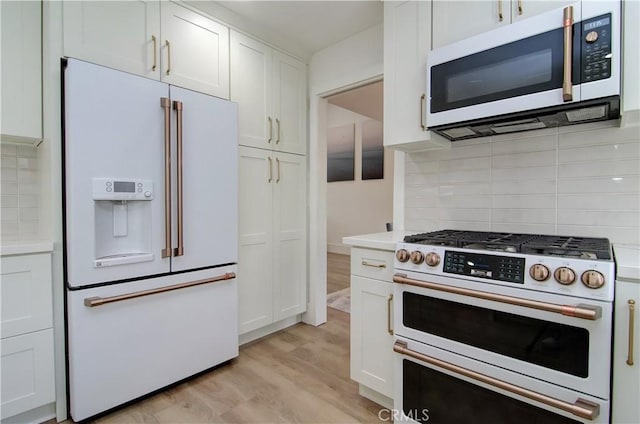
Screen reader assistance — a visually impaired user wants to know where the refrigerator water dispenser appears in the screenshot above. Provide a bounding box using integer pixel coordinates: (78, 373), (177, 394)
(93, 178), (154, 267)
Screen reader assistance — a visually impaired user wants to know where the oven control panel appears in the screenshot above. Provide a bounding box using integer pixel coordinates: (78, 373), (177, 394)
(443, 251), (526, 284)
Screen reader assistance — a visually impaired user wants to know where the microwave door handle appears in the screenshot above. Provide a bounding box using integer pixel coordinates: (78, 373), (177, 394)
(563, 5), (574, 102)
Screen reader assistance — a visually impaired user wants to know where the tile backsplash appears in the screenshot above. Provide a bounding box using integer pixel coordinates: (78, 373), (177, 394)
(1, 143), (40, 241)
(404, 117), (640, 245)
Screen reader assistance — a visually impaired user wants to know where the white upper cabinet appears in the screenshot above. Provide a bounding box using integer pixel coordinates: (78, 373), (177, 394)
(63, 1), (229, 99)
(432, 0), (574, 48)
(1, 0), (42, 143)
(231, 30), (307, 155)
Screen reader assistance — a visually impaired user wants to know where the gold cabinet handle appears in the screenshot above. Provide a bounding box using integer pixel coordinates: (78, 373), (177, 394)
(267, 116), (273, 143)
(498, 0), (504, 22)
(518, 0), (523, 15)
(393, 273), (602, 321)
(562, 6), (574, 101)
(275, 118), (281, 144)
(267, 156), (273, 183)
(628, 299), (636, 366)
(160, 98), (172, 258)
(387, 294), (394, 335)
(84, 273), (236, 307)
(275, 157), (280, 183)
(165, 40), (171, 75)
(362, 260), (386, 269)
(420, 93), (426, 131)
(173, 100), (184, 257)
(152, 35), (157, 71)
(393, 341), (600, 420)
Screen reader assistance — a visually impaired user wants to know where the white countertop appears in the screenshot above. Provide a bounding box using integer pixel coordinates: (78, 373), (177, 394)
(614, 244), (640, 282)
(0, 240), (54, 256)
(342, 231), (411, 251)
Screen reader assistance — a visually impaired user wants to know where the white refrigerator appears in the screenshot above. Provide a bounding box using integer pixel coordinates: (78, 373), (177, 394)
(63, 58), (239, 421)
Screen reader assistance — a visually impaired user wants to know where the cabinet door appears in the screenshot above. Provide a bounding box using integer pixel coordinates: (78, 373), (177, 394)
(612, 280), (640, 424)
(350, 275), (394, 398)
(272, 51), (307, 155)
(161, 2), (229, 99)
(63, 0), (160, 79)
(511, 0), (574, 23)
(230, 31), (272, 149)
(273, 152), (307, 321)
(383, 1), (430, 146)
(432, 1), (509, 49)
(238, 147), (274, 334)
(1, 329), (55, 420)
(1, 0), (41, 141)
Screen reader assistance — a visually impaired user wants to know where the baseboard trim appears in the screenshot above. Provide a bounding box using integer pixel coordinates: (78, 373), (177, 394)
(327, 243), (350, 255)
(239, 315), (302, 346)
(358, 384), (393, 410)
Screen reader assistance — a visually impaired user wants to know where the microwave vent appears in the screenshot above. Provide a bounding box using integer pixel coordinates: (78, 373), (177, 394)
(565, 105), (607, 122)
(491, 121), (546, 134)
(442, 127), (477, 139)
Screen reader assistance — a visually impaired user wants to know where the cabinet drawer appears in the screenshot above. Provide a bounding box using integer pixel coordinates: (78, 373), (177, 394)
(351, 247), (394, 281)
(1, 329), (55, 419)
(1, 253), (52, 338)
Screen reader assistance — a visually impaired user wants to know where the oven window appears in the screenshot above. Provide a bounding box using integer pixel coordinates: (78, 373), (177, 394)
(403, 292), (589, 377)
(403, 359), (580, 423)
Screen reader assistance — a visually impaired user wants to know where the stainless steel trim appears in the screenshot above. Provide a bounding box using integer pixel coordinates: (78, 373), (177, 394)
(628, 299), (636, 366)
(420, 94), (426, 131)
(165, 40), (171, 75)
(563, 6), (574, 102)
(276, 118), (281, 144)
(268, 156), (273, 183)
(268, 116), (273, 143)
(84, 272), (237, 307)
(152, 35), (157, 71)
(276, 157), (280, 183)
(388, 294), (394, 335)
(173, 100), (184, 257)
(393, 273), (601, 320)
(160, 97), (172, 258)
(362, 261), (386, 269)
(393, 341), (600, 420)
(498, 0), (504, 21)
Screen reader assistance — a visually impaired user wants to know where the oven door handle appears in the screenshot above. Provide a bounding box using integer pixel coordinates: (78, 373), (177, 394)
(393, 340), (600, 421)
(393, 273), (601, 321)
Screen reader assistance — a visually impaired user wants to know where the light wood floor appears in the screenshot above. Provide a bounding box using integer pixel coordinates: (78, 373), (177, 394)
(63, 254), (384, 424)
(327, 252), (350, 294)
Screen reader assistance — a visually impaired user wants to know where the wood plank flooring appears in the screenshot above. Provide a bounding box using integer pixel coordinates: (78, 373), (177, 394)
(62, 253), (384, 424)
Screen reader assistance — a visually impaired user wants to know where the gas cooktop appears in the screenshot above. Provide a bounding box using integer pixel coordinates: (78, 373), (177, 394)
(403, 229), (612, 260)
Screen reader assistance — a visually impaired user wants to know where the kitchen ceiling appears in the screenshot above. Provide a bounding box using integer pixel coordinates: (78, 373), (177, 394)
(216, 1), (383, 55)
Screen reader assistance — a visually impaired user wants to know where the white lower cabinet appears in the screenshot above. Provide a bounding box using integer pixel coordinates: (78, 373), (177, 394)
(350, 247), (395, 405)
(238, 147), (307, 335)
(0, 253), (55, 420)
(612, 279), (640, 424)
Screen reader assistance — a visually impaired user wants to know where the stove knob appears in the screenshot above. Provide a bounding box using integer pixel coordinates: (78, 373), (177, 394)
(581, 270), (605, 289)
(410, 251), (424, 265)
(396, 249), (410, 263)
(425, 252), (441, 267)
(554, 267), (576, 285)
(529, 264), (550, 281)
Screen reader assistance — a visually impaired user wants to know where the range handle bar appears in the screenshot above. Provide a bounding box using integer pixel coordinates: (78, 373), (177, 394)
(393, 340), (600, 421)
(393, 273), (601, 321)
(84, 272), (236, 307)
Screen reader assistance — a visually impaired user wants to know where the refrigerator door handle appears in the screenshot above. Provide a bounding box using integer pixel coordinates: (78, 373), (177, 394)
(173, 100), (184, 257)
(161, 97), (172, 258)
(84, 272), (237, 307)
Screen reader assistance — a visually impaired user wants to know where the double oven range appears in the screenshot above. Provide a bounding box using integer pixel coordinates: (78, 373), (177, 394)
(393, 230), (615, 423)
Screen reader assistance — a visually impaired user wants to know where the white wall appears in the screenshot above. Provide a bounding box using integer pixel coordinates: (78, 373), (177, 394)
(404, 113), (640, 245)
(326, 104), (393, 254)
(305, 23), (383, 326)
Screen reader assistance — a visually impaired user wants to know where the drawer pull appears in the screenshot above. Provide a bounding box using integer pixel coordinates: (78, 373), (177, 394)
(387, 294), (394, 335)
(628, 299), (636, 366)
(362, 260), (386, 269)
(84, 272), (236, 307)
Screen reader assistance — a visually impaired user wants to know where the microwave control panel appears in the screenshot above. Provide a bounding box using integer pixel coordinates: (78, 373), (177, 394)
(581, 13), (612, 83)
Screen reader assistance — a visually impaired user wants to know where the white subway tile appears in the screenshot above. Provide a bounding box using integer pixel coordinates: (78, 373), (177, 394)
(1, 167), (17, 183)
(558, 159), (640, 178)
(405, 193), (438, 209)
(1, 221), (19, 236)
(1, 208), (19, 221)
(558, 119), (618, 135)
(439, 208), (490, 222)
(558, 141), (639, 163)
(490, 222), (556, 234)
(1, 182), (18, 195)
(491, 133), (556, 155)
(492, 166), (556, 182)
(405, 208), (439, 222)
(491, 179), (556, 195)
(491, 150), (556, 169)
(19, 207), (38, 221)
(1, 156), (17, 168)
(405, 218), (440, 233)
(16, 158), (38, 170)
(18, 183), (39, 195)
(405, 172), (439, 186)
(439, 221), (491, 231)
(439, 194), (491, 209)
(1, 195), (19, 208)
(1, 144), (17, 156)
(19, 195), (38, 207)
(492, 194), (556, 209)
(492, 209), (556, 224)
(439, 168), (491, 184)
(17, 169), (38, 184)
(559, 125), (640, 147)
(427, 142), (491, 161)
(17, 146), (37, 158)
(18, 220), (39, 236)
(558, 194), (639, 210)
(556, 225), (639, 245)
(439, 156), (491, 172)
(439, 183), (491, 196)
(557, 210), (640, 227)
(558, 176), (639, 194)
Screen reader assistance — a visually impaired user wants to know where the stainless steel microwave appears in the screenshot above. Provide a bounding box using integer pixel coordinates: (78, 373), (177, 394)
(426, 1), (621, 141)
